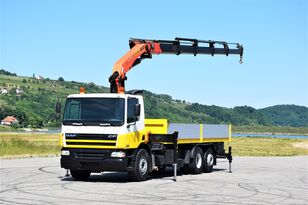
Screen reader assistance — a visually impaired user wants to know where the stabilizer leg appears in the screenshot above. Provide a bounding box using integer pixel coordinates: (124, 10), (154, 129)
(227, 146), (233, 173)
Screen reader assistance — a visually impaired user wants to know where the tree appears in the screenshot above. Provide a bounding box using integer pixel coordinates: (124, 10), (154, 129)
(0, 69), (17, 76)
(88, 82), (96, 88)
(58, 77), (64, 82)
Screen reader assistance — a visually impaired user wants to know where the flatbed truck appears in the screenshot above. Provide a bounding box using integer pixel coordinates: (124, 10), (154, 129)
(60, 92), (232, 181)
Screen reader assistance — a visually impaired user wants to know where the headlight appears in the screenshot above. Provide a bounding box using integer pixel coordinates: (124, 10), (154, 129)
(61, 150), (70, 156)
(111, 151), (126, 158)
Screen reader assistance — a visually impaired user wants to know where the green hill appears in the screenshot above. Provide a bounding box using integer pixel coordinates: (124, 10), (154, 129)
(260, 105), (308, 127)
(0, 72), (108, 127)
(0, 69), (307, 128)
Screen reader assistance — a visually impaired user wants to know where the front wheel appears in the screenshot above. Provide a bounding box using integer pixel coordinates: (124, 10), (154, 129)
(70, 170), (91, 181)
(128, 149), (150, 181)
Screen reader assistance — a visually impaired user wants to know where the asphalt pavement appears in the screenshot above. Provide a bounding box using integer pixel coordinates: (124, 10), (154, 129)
(1, 156), (307, 205)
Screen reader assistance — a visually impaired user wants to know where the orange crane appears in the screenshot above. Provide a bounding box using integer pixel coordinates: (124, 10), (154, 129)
(109, 37), (244, 93)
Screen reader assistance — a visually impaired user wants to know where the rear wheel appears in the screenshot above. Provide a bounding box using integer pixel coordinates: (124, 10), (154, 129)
(203, 147), (214, 173)
(189, 147), (203, 174)
(128, 149), (150, 181)
(70, 170), (91, 181)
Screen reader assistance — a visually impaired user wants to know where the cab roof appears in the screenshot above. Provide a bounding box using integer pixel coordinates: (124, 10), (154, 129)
(67, 93), (141, 99)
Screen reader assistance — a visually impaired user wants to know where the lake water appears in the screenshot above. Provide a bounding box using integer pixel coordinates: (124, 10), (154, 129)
(233, 133), (308, 139)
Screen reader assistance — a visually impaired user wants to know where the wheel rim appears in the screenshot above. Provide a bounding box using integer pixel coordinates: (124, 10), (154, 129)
(207, 153), (214, 166)
(139, 157), (148, 175)
(196, 152), (202, 169)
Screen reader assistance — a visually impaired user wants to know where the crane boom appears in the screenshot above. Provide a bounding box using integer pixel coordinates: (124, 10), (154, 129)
(109, 37), (244, 93)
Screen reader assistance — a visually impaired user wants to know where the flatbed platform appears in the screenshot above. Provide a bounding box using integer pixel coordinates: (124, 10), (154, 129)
(145, 119), (231, 144)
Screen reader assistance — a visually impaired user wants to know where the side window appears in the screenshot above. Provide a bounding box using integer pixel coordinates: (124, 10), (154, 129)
(127, 98), (139, 123)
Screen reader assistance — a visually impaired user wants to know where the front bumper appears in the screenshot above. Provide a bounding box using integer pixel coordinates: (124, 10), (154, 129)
(60, 148), (129, 172)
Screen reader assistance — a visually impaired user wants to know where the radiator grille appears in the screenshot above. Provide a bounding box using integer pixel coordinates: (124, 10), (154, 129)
(65, 133), (117, 147)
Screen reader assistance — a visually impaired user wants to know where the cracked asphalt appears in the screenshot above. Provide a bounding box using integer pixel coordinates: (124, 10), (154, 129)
(1, 156), (307, 205)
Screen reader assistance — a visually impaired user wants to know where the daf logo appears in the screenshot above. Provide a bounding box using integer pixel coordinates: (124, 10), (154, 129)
(66, 134), (77, 137)
(107, 134), (117, 139)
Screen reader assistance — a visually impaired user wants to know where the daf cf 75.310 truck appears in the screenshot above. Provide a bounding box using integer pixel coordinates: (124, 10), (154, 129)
(59, 37), (243, 181)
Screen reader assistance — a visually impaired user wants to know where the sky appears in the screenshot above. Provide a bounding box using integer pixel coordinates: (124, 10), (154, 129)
(1, 0), (307, 108)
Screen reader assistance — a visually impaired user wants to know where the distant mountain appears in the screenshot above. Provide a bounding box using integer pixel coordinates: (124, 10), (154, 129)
(260, 105), (308, 127)
(183, 103), (308, 127)
(0, 70), (307, 128)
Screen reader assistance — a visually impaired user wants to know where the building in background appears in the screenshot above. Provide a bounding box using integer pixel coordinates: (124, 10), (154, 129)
(1, 116), (19, 126)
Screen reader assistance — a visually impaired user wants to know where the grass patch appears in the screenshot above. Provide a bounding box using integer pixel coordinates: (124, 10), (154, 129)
(0, 138), (59, 156)
(230, 137), (308, 156)
(0, 133), (60, 158)
(1, 132), (308, 158)
(0, 126), (18, 132)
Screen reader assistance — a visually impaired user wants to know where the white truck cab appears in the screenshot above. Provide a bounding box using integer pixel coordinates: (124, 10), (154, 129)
(61, 93), (145, 142)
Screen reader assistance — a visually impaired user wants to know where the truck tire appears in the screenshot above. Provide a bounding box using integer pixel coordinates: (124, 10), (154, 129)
(128, 149), (150, 181)
(203, 147), (214, 173)
(189, 147), (203, 174)
(70, 170), (91, 181)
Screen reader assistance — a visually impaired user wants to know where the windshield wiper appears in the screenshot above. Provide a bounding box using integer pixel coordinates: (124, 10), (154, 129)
(98, 120), (117, 126)
(72, 122), (84, 126)
(81, 120), (118, 126)
(63, 120), (84, 126)
(99, 122), (112, 126)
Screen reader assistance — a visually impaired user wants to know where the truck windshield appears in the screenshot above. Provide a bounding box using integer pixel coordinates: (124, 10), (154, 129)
(63, 98), (125, 126)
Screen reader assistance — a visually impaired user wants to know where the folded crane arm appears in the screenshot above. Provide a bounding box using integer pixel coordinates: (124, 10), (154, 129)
(109, 37), (244, 93)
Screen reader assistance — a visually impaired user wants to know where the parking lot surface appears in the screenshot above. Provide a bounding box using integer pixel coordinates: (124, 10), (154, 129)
(1, 156), (307, 204)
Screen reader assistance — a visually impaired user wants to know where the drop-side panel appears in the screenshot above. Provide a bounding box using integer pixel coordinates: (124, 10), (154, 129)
(168, 123), (200, 139)
(167, 123), (230, 143)
(203, 124), (229, 139)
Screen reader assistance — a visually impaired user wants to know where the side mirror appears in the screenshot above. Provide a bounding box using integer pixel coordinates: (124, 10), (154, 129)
(56, 100), (62, 114)
(134, 104), (141, 117)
